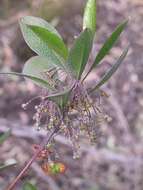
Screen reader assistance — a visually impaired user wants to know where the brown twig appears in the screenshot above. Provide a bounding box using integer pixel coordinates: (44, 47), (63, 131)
(5, 127), (59, 190)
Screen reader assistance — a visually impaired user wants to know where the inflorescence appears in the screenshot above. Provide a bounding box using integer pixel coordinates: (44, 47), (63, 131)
(22, 75), (109, 160)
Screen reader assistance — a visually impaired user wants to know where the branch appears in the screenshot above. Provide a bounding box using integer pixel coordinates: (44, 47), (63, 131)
(5, 127), (59, 190)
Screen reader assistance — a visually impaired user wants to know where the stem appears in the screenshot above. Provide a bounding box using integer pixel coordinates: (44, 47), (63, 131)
(81, 66), (92, 84)
(5, 128), (59, 190)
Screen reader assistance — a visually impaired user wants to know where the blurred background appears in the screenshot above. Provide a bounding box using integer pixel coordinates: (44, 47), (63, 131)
(0, 0), (143, 190)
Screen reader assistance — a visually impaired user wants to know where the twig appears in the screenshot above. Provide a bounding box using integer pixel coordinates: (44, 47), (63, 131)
(5, 127), (59, 190)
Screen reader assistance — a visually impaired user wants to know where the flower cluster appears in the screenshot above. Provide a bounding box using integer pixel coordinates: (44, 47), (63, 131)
(22, 80), (107, 159)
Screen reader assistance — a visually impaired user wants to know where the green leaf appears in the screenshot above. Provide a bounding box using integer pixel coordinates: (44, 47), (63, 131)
(90, 46), (129, 92)
(20, 16), (61, 39)
(23, 182), (37, 190)
(83, 0), (96, 36)
(23, 56), (54, 78)
(94, 20), (128, 65)
(0, 72), (53, 90)
(0, 130), (11, 144)
(68, 29), (92, 79)
(49, 92), (69, 110)
(23, 56), (63, 89)
(28, 25), (68, 60)
(85, 20), (128, 78)
(19, 16), (68, 61)
(46, 83), (75, 110)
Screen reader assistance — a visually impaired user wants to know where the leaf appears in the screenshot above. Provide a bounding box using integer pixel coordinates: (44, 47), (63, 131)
(23, 56), (54, 77)
(46, 83), (75, 110)
(90, 46), (129, 92)
(94, 20), (128, 66)
(68, 29), (92, 79)
(0, 72), (54, 90)
(20, 16), (61, 39)
(19, 16), (68, 61)
(83, 0), (96, 36)
(28, 25), (68, 60)
(0, 130), (11, 144)
(23, 56), (62, 89)
(49, 93), (69, 110)
(0, 159), (17, 171)
(23, 182), (37, 190)
(85, 20), (128, 78)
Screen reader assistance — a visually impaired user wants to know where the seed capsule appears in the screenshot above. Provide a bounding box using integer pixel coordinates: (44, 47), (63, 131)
(57, 163), (66, 173)
(41, 162), (66, 175)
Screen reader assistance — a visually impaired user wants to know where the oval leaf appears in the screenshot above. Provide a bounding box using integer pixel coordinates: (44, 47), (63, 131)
(28, 25), (68, 60)
(83, 0), (96, 36)
(19, 16), (68, 61)
(89, 46), (129, 92)
(23, 56), (60, 89)
(68, 29), (92, 79)
(23, 56), (71, 90)
(20, 16), (61, 38)
(23, 182), (37, 190)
